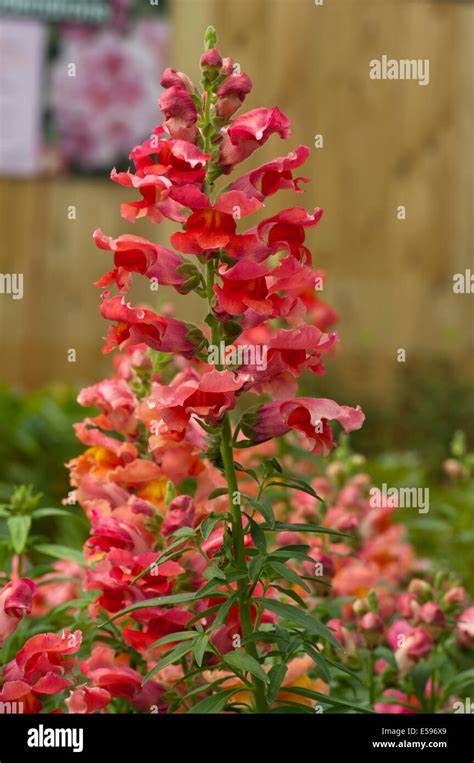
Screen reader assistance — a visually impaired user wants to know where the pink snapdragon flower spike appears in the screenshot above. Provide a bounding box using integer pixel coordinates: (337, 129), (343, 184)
(13, 26), (473, 718)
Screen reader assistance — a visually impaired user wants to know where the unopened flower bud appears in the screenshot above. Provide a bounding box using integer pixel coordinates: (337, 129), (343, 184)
(444, 586), (467, 607)
(408, 578), (432, 599)
(442, 458), (465, 479)
(360, 612), (384, 633)
(326, 461), (345, 480)
(200, 48), (223, 70)
(353, 598), (368, 617)
(418, 601), (446, 628)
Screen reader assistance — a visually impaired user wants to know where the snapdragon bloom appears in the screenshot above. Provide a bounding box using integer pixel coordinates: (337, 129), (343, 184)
(229, 146), (310, 201)
(0, 578), (36, 646)
(110, 169), (185, 224)
(158, 85), (198, 143)
(170, 188), (262, 257)
(129, 132), (209, 186)
(244, 398), (365, 456)
(153, 368), (247, 431)
(94, 229), (188, 294)
(100, 292), (198, 357)
(218, 107), (291, 172)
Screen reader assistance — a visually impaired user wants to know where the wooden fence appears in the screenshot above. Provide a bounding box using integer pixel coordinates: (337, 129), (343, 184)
(0, 0), (472, 405)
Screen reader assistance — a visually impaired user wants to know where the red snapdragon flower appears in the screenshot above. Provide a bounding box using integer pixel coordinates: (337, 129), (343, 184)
(110, 169), (185, 224)
(79, 644), (143, 700)
(256, 206), (323, 261)
(0, 578), (36, 646)
(161, 495), (196, 537)
(94, 229), (188, 294)
(158, 85), (198, 143)
(78, 378), (138, 436)
(2, 629), (82, 702)
(244, 397), (365, 456)
(214, 259), (299, 325)
(387, 620), (434, 672)
(153, 367), (247, 431)
(84, 549), (184, 614)
(100, 292), (198, 357)
(216, 73), (252, 118)
(65, 684), (111, 714)
(160, 67), (194, 94)
(218, 106), (291, 172)
(457, 606), (474, 648)
(229, 145), (309, 201)
(129, 131), (210, 186)
(170, 187), (262, 257)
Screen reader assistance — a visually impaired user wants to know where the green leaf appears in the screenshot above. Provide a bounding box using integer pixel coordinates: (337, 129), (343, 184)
(204, 563), (227, 581)
(164, 480), (176, 505)
(200, 515), (222, 540)
(411, 660), (432, 706)
(169, 527), (196, 539)
(247, 516), (267, 553)
(35, 543), (83, 565)
(269, 561), (311, 594)
(7, 515), (31, 554)
(142, 641), (194, 684)
(188, 689), (236, 714)
(255, 598), (342, 649)
(445, 669), (474, 696)
(233, 462), (260, 484)
(272, 585), (308, 608)
(132, 535), (195, 583)
(193, 635), (209, 667)
(240, 630), (282, 647)
(243, 495), (275, 528)
(207, 488), (229, 500)
(267, 457), (283, 474)
(248, 554), (266, 583)
(267, 664), (288, 704)
(265, 478), (322, 501)
(223, 650), (269, 684)
(99, 588), (224, 627)
(284, 686), (374, 713)
(148, 631), (200, 651)
(264, 521), (349, 538)
(211, 592), (238, 628)
(270, 702), (314, 714)
(31, 507), (87, 524)
(302, 644), (331, 682)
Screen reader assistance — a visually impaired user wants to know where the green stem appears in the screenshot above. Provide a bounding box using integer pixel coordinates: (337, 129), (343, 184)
(368, 650), (376, 707)
(220, 415), (268, 713)
(204, 257), (267, 712)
